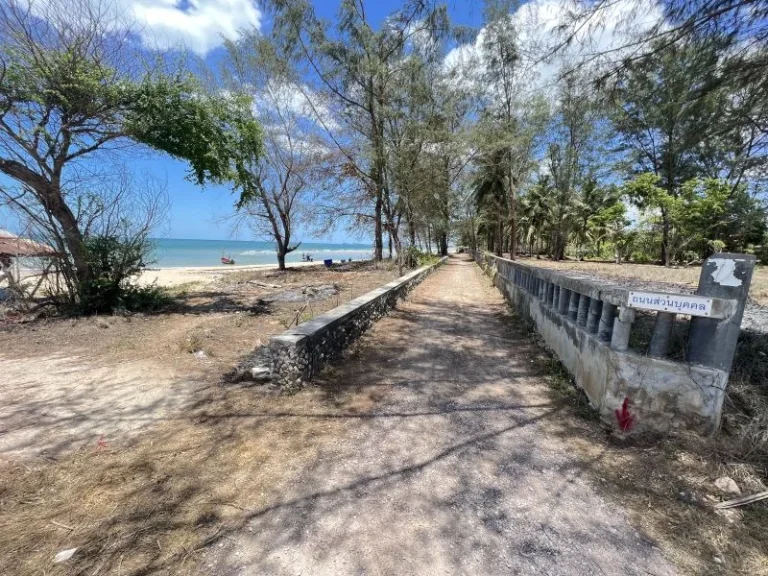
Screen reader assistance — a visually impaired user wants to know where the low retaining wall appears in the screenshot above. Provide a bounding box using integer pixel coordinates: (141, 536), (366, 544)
(270, 258), (446, 391)
(474, 252), (753, 435)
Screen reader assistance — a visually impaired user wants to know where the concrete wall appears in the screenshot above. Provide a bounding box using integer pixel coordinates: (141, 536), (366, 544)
(270, 258), (446, 391)
(477, 254), (730, 435)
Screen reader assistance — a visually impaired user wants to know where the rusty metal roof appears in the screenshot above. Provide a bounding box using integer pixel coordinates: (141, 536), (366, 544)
(0, 230), (59, 258)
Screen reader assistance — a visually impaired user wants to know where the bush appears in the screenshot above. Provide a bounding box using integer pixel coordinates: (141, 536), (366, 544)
(756, 236), (768, 265)
(401, 246), (441, 268)
(630, 251), (654, 264)
(77, 235), (169, 314)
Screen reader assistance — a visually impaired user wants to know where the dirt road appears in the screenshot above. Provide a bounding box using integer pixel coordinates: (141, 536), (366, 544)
(214, 256), (675, 575)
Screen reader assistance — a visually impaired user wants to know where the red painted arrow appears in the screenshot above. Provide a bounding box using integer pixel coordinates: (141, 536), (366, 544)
(615, 397), (634, 431)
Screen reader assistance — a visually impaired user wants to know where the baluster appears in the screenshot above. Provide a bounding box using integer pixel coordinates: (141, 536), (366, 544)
(598, 302), (616, 342)
(586, 298), (602, 333)
(568, 291), (580, 321)
(558, 288), (570, 315)
(577, 295), (590, 327)
(649, 312), (675, 358)
(610, 306), (635, 351)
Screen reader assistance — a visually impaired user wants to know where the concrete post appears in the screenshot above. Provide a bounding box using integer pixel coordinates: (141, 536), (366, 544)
(547, 282), (555, 307)
(611, 306), (635, 351)
(568, 291), (580, 321)
(552, 285), (560, 308)
(598, 302), (616, 342)
(688, 253), (755, 371)
(558, 288), (571, 315)
(587, 298), (602, 334)
(538, 278), (546, 300)
(577, 295), (590, 327)
(649, 312), (676, 358)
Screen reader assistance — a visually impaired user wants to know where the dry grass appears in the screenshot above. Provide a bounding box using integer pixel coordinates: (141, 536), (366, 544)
(515, 256), (768, 306)
(506, 256), (768, 575)
(0, 261), (407, 575)
(0, 383), (363, 576)
(527, 329), (768, 576)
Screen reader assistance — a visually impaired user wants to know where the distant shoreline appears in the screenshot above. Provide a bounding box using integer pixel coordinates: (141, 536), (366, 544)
(138, 259), (360, 287)
(148, 238), (374, 268)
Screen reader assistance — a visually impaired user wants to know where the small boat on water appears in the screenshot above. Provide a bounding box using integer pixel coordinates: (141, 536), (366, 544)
(221, 256), (236, 265)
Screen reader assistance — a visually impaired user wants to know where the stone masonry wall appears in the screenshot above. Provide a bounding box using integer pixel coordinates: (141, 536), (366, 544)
(270, 258), (446, 392)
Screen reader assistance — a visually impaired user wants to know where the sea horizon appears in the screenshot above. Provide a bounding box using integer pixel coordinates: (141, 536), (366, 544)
(148, 238), (375, 268)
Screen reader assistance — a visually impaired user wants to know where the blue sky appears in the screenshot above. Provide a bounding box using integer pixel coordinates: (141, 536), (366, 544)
(1, 0), (661, 242)
(113, 0), (485, 243)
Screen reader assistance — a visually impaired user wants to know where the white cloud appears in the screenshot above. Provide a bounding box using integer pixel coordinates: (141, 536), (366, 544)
(444, 0), (665, 99)
(131, 0), (261, 55)
(254, 80), (341, 133)
(27, 0), (261, 55)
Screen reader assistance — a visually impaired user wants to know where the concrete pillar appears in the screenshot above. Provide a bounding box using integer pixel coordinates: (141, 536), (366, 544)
(577, 295), (590, 327)
(587, 298), (602, 333)
(688, 253), (755, 371)
(568, 291), (580, 321)
(538, 278), (545, 300)
(598, 302), (616, 342)
(547, 282), (555, 307)
(558, 288), (571, 315)
(552, 285), (560, 308)
(649, 312), (676, 358)
(610, 306), (635, 351)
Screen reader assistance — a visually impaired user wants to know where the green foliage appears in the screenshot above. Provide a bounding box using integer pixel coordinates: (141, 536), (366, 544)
(624, 173), (767, 263)
(77, 236), (169, 314)
(125, 77), (263, 196)
(402, 247), (440, 268)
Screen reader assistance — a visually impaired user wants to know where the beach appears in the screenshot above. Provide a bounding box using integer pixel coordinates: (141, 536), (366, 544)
(137, 260), (319, 287)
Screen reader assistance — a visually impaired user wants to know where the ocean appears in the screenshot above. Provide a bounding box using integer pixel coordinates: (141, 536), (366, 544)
(148, 238), (375, 268)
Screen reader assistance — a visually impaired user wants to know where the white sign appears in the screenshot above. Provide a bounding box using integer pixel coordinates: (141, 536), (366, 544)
(627, 291), (713, 317)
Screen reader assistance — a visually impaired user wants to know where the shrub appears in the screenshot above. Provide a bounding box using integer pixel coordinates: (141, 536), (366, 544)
(631, 251), (654, 264)
(76, 235), (169, 314)
(401, 246), (440, 268)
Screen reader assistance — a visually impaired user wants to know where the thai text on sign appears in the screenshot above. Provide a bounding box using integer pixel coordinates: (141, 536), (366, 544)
(627, 291), (713, 317)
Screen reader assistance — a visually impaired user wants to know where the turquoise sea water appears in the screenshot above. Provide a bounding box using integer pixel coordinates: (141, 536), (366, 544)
(148, 238), (374, 268)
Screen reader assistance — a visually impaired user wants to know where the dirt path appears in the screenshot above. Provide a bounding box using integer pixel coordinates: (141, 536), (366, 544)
(213, 256), (675, 576)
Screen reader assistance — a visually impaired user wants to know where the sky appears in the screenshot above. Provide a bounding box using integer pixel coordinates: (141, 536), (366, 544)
(0, 0), (662, 243)
(122, 0), (486, 243)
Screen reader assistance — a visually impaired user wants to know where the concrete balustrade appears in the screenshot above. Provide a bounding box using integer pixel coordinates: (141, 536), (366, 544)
(473, 250), (754, 435)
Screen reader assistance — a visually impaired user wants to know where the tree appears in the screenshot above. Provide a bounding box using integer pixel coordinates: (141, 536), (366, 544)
(480, 1), (521, 258)
(263, 0), (448, 261)
(472, 147), (509, 256)
(544, 73), (603, 260)
(0, 0), (261, 308)
(225, 35), (330, 270)
(610, 38), (768, 264)
(590, 200), (631, 264)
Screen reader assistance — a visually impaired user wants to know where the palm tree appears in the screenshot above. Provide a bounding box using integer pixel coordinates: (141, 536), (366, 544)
(472, 149), (509, 256)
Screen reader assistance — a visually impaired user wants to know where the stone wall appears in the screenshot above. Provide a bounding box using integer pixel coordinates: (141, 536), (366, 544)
(474, 252), (752, 435)
(270, 258), (446, 392)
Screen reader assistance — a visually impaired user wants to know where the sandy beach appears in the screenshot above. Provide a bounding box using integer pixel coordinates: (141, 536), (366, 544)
(136, 260), (320, 287)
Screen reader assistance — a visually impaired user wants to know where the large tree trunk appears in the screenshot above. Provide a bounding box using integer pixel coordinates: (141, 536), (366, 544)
(45, 187), (89, 286)
(438, 230), (448, 256)
(277, 250), (286, 271)
(661, 210), (670, 266)
(552, 231), (566, 261)
(496, 218), (503, 257)
(508, 188), (517, 260)
(374, 189), (384, 261)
